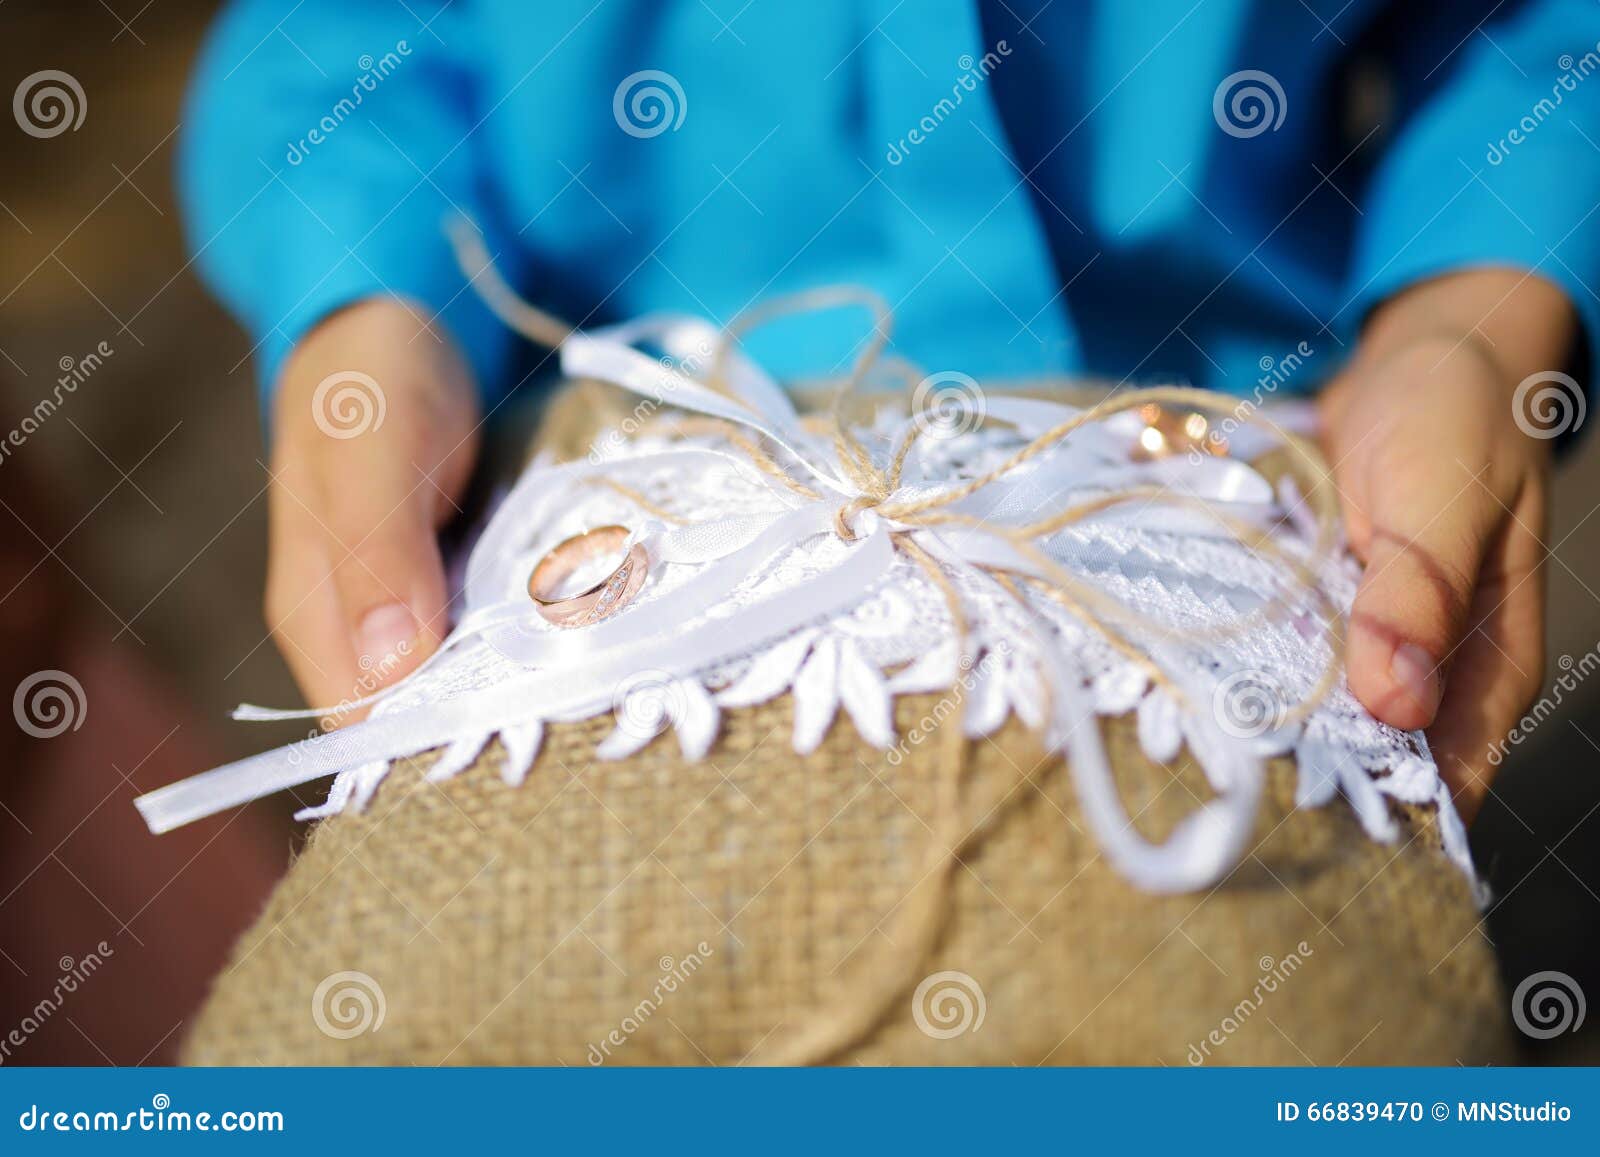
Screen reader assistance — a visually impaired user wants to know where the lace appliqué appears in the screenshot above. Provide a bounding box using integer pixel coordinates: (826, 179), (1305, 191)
(312, 420), (1478, 896)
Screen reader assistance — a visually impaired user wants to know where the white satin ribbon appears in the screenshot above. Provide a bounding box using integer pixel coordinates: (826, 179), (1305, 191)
(560, 327), (851, 495)
(136, 517), (896, 834)
(480, 502), (844, 667)
(917, 524), (1265, 892)
(1051, 644), (1264, 893)
(135, 311), (1291, 897)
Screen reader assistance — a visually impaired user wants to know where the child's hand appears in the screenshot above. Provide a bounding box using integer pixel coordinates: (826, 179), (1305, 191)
(1319, 270), (1575, 820)
(266, 298), (480, 717)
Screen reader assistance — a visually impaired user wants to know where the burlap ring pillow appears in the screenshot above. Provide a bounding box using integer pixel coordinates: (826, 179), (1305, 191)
(183, 381), (1512, 1066)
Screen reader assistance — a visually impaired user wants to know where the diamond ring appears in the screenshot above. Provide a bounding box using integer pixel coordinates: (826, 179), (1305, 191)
(527, 525), (648, 628)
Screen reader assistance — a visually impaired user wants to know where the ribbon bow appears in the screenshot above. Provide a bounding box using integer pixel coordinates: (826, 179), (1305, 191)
(134, 219), (1343, 900)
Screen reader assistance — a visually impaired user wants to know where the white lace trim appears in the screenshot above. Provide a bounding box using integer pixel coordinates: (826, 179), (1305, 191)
(133, 310), (1477, 899)
(302, 417), (1476, 895)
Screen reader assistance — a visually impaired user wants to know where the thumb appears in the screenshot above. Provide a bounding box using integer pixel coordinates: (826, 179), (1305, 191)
(267, 298), (481, 716)
(305, 378), (478, 708)
(1343, 446), (1498, 732)
(323, 437), (449, 685)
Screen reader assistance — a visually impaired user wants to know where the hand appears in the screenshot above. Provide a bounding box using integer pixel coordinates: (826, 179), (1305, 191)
(1319, 270), (1574, 821)
(266, 298), (480, 720)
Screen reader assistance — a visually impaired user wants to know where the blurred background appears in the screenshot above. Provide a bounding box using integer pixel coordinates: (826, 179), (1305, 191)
(0, 0), (1596, 1065)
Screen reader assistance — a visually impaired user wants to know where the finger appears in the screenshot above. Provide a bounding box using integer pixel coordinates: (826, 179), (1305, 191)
(268, 382), (472, 716)
(264, 460), (361, 712)
(1315, 375), (1376, 561)
(1343, 446), (1501, 731)
(311, 414), (455, 700)
(1424, 482), (1546, 822)
(263, 298), (480, 717)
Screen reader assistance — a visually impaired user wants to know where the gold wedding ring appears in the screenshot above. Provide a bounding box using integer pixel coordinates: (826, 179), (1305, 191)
(527, 525), (648, 628)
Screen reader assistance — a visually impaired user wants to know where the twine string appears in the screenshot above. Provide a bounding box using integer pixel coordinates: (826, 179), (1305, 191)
(447, 216), (1347, 1062)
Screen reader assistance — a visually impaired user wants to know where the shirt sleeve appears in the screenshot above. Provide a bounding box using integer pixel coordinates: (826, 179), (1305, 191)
(1343, 0), (1600, 381)
(177, 0), (523, 405)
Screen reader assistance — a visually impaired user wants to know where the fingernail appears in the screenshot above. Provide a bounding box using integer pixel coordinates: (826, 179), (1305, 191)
(356, 603), (417, 669)
(1390, 642), (1442, 717)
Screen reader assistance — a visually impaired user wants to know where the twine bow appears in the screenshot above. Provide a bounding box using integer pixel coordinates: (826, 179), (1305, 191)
(443, 218), (1348, 1061)
(450, 219), (1343, 726)
(134, 216), (1353, 1065)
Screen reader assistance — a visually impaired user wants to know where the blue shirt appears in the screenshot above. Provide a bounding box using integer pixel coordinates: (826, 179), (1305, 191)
(180, 0), (1600, 407)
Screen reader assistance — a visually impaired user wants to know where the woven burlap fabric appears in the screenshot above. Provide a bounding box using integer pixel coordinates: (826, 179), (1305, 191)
(185, 701), (1510, 1065)
(182, 381), (1514, 1065)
